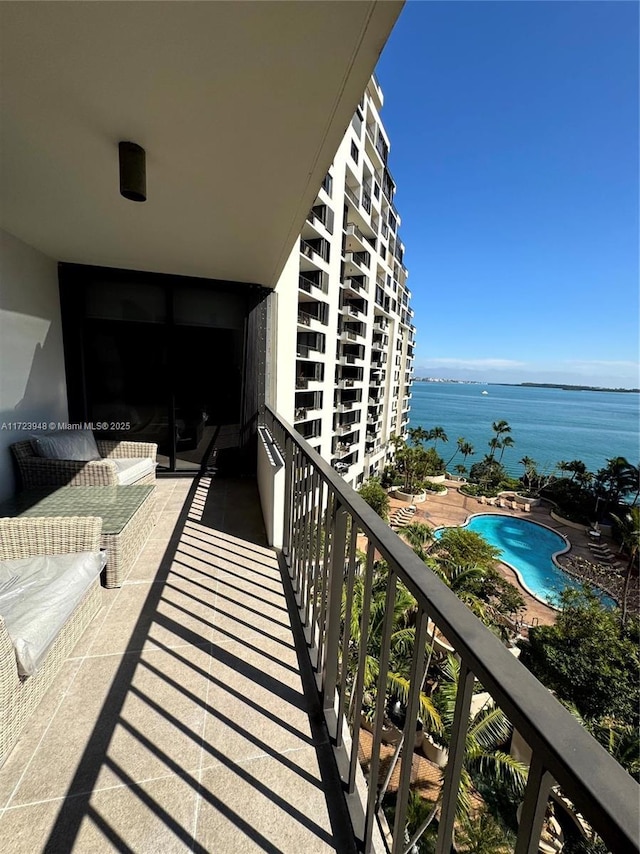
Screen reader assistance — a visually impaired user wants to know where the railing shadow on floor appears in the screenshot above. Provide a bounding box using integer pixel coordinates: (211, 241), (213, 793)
(38, 474), (357, 853)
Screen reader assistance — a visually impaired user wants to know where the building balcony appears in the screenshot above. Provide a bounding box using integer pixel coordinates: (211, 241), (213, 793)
(336, 377), (359, 389)
(341, 275), (369, 297)
(335, 421), (359, 437)
(332, 440), (354, 459)
(372, 334), (389, 350)
(295, 363), (324, 389)
(340, 303), (363, 320)
(3, 415), (637, 854)
(305, 203), (334, 236)
(344, 250), (371, 275)
(298, 273), (328, 296)
(0, 472), (351, 852)
(344, 184), (360, 208)
(299, 237), (330, 271)
(297, 302), (328, 328)
(364, 123), (386, 171)
(338, 353), (364, 367)
(344, 222), (368, 253)
(339, 328), (359, 344)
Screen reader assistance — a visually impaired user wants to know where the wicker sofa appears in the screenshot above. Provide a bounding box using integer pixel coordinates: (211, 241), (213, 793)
(0, 516), (104, 767)
(11, 439), (157, 490)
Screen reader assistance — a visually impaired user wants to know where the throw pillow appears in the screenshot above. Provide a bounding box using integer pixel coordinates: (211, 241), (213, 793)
(32, 429), (101, 461)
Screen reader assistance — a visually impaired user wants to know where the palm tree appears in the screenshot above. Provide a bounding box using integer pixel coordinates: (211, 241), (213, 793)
(630, 462), (640, 507)
(497, 435), (514, 464)
(519, 456), (537, 490)
(488, 420), (511, 461)
(557, 459), (587, 482)
(397, 525), (496, 627)
(428, 426), (448, 452)
(608, 506), (640, 625)
(598, 457), (638, 507)
(408, 426), (430, 448)
(445, 437), (467, 469)
(488, 437), (501, 462)
(557, 460), (572, 478)
(398, 521), (434, 560)
(460, 441), (475, 469)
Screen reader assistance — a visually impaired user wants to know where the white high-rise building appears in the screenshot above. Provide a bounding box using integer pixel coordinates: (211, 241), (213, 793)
(273, 75), (415, 488)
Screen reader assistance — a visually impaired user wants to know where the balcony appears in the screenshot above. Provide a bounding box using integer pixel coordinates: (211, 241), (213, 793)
(3, 417), (638, 854)
(372, 334), (389, 351)
(339, 328), (359, 343)
(298, 273), (328, 295)
(344, 184), (360, 208)
(332, 440), (354, 459)
(340, 303), (362, 320)
(344, 250), (371, 274)
(305, 204), (334, 237)
(338, 353), (364, 367)
(344, 222), (367, 253)
(297, 301), (328, 328)
(335, 421), (358, 437)
(342, 275), (368, 296)
(300, 237), (329, 271)
(0, 472), (351, 851)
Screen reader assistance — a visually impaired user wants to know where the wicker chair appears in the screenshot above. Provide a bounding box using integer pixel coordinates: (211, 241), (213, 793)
(11, 439), (157, 490)
(0, 516), (103, 767)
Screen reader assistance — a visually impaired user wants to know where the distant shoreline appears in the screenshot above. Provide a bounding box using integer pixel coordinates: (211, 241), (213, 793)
(416, 379), (639, 393)
(498, 382), (639, 394)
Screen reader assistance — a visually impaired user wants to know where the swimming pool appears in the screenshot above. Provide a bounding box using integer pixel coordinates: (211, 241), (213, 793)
(436, 514), (616, 609)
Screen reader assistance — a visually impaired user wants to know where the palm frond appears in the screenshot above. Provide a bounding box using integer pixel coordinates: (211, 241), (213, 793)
(467, 704), (513, 751)
(465, 750), (528, 796)
(386, 671), (443, 734)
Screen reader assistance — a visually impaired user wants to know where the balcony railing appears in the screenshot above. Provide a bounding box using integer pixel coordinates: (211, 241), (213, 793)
(300, 237), (329, 263)
(261, 405), (640, 854)
(345, 184), (360, 207)
(342, 276), (368, 295)
(299, 273), (328, 295)
(345, 250), (371, 272)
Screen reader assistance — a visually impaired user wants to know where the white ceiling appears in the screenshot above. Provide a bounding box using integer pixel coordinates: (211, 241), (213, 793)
(0, 1), (402, 288)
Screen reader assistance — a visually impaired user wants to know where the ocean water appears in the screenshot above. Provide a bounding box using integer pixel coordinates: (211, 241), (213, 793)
(408, 383), (639, 478)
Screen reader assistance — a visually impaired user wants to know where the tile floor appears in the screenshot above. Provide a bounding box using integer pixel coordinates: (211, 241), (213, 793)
(0, 475), (354, 853)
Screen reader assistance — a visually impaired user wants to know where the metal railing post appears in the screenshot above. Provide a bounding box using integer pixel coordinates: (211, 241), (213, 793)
(282, 435), (293, 560)
(515, 753), (553, 854)
(435, 663), (474, 854)
(322, 500), (348, 734)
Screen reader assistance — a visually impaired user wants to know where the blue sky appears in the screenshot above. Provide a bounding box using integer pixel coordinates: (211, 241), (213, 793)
(376, 1), (639, 388)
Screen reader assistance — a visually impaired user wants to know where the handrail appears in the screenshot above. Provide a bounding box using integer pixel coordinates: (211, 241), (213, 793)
(263, 404), (639, 854)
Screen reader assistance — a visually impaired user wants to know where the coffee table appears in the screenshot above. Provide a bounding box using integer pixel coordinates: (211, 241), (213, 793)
(0, 485), (156, 588)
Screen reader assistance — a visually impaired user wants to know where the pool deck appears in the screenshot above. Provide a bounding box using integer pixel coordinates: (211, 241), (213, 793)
(388, 483), (635, 628)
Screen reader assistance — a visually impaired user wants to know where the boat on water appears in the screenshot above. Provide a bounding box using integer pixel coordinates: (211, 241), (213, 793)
(482, 390), (488, 395)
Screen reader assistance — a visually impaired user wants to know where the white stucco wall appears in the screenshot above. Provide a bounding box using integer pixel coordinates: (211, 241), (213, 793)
(270, 245), (299, 423)
(0, 230), (68, 499)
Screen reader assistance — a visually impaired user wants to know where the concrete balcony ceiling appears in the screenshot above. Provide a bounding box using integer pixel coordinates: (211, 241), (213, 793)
(0, 1), (402, 287)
